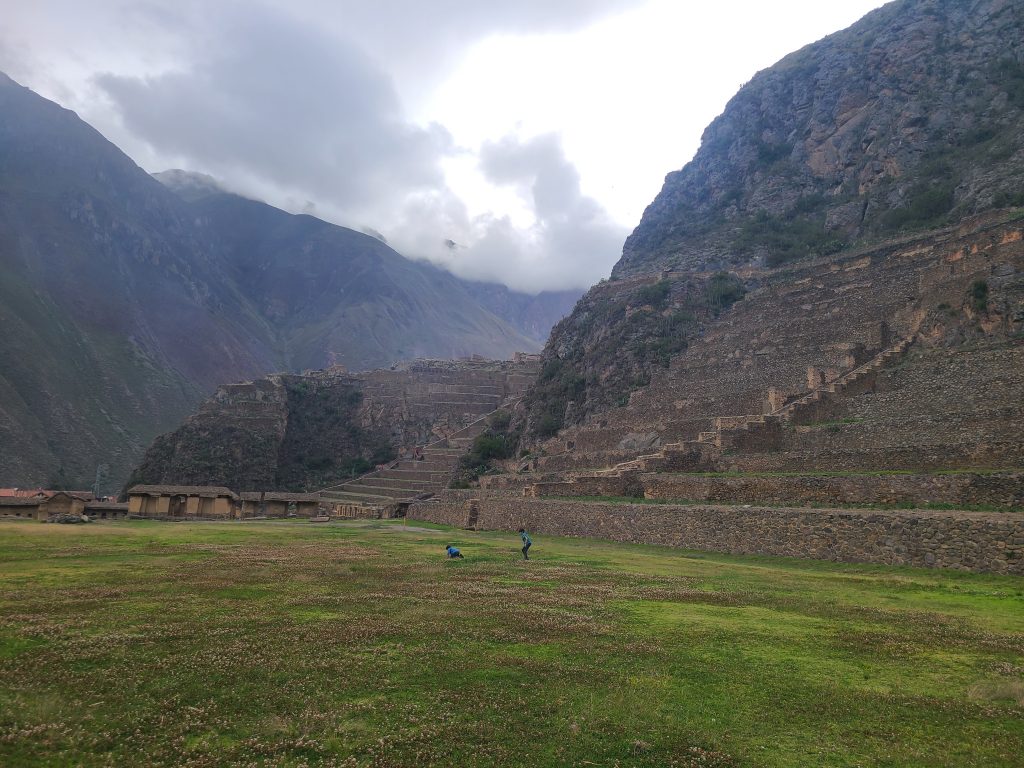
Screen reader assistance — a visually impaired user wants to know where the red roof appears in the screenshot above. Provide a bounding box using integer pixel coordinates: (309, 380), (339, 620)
(0, 488), (49, 499)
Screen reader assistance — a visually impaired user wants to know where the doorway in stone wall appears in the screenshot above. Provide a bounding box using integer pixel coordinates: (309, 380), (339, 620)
(169, 495), (185, 518)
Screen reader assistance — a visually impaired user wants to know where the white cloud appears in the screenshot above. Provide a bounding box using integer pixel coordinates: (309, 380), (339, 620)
(0, 0), (890, 293)
(391, 133), (628, 293)
(96, 6), (451, 211)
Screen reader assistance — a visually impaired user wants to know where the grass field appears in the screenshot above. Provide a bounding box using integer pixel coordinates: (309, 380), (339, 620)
(0, 520), (1022, 767)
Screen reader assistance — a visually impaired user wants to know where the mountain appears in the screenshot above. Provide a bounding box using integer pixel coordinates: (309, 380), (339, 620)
(151, 169), (229, 202)
(155, 171), (583, 348)
(457, 282), (583, 343)
(177, 189), (539, 372)
(0, 72), (275, 491)
(521, 0), (1024, 437)
(618, 0), (1024, 277)
(0, 73), (546, 491)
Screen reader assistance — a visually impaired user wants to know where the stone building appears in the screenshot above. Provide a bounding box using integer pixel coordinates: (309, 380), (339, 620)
(237, 492), (263, 519)
(237, 491), (321, 518)
(0, 492), (127, 521)
(0, 497), (46, 520)
(127, 485), (236, 519)
(262, 492), (320, 518)
(83, 501), (129, 520)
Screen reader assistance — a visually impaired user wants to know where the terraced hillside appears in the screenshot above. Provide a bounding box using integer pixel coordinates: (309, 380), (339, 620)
(411, 214), (1024, 573)
(522, 215), (1022, 477)
(130, 356), (539, 495)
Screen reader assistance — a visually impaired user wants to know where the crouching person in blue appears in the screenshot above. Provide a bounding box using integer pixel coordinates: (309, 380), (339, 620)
(446, 544), (464, 559)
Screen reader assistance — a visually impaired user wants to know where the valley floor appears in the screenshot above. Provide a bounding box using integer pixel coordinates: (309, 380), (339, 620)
(0, 520), (1022, 767)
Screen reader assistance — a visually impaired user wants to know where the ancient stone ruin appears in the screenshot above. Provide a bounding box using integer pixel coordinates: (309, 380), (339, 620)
(127, 355), (541, 515)
(409, 215), (1024, 574)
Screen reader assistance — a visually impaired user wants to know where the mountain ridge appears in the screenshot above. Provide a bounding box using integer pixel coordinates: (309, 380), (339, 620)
(0, 73), (561, 491)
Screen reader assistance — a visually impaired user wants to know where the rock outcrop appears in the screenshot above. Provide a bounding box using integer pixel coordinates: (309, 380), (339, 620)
(620, 0), (1024, 277)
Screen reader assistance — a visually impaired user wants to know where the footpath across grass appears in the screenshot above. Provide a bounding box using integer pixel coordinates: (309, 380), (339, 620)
(0, 519), (1021, 767)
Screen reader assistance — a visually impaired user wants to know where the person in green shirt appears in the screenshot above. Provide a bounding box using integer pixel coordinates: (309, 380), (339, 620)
(518, 528), (532, 560)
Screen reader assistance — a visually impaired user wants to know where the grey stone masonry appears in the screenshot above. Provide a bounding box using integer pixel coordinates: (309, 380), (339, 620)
(409, 493), (1024, 574)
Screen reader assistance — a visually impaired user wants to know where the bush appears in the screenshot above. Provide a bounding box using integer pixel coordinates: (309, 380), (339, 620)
(969, 280), (989, 312)
(706, 272), (746, 311)
(882, 182), (957, 230)
(534, 413), (563, 439)
(450, 413), (520, 486)
(993, 190), (1024, 209)
(305, 455), (334, 471)
(733, 210), (844, 266)
(634, 281), (671, 309)
(488, 410), (512, 432)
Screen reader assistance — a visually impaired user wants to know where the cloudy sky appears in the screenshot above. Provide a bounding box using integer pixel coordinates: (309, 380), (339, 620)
(1, 0), (888, 293)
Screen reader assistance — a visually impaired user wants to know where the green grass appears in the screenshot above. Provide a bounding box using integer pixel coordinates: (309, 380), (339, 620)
(0, 520), (1021, 767)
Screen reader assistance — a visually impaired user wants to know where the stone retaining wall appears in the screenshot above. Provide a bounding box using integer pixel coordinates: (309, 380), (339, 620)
(528, 470), (1024, 509)
(408, 493), (1024, 574)
(639, 471), (1024, 509)
(722, 442), (1024, 473)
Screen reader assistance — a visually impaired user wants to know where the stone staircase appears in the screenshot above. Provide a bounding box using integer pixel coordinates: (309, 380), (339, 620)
(691, 335), (916, 451)
(320, 406), (511, 516)
(554, 336), (917, 481)
(774, 336), (914, 423)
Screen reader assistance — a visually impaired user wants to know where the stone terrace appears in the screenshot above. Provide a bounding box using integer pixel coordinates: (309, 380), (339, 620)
(409, 492), (1024, 574)
(499, 215), (1024, 524)
(321, 355), (540, 514)
(531, 217), (1024, 474)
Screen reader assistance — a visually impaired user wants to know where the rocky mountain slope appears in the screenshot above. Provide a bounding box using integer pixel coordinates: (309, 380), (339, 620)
(522, 0), (1024, 437)
(0, 73), (553, 491)
(156, 171), (583, 348)
(0, 72), (274, 491)
(620, 0), (1024, 277)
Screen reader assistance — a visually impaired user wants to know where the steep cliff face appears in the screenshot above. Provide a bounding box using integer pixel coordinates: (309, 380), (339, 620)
(126, 372), (394, 492)
(619, 0), (1024, 276)
(522, 0), (1024, 438)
